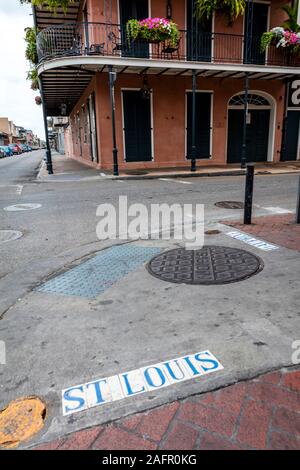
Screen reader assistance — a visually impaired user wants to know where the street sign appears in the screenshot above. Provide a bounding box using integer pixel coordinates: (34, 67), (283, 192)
(62, 350), (224, 416)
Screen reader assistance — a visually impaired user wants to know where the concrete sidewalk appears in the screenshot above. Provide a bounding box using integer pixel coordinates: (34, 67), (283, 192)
(33, 366), (300, 450)
(39, 153), (300, 182)
(1, 211), (299, 450)
(30, 213), (300, 451)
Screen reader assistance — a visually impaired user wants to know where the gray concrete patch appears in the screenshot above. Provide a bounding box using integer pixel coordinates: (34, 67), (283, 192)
(0, 234), (299, 447)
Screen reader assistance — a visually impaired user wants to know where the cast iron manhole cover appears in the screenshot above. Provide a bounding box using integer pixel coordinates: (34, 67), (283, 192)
(215, 201), (244, 209)
(147, 246), (263, 285)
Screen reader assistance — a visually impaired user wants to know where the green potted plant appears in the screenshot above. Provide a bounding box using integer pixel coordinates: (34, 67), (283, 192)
(20, 0), (75, 13)
(126, 18), (180, 47)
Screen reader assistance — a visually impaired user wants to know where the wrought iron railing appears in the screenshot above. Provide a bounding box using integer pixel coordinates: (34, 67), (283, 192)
(36, 22), (300, 68)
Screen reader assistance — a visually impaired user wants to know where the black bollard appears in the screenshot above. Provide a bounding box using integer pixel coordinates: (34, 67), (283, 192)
(244, 164), (255, 225)
(296, 173), (300, 224)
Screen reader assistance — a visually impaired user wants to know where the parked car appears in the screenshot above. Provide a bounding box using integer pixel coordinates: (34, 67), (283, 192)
(9, 144), (22, 155)
(20, 144), (32, 152)
(0, 146), (14, 157)
(0, 148), (6, 158)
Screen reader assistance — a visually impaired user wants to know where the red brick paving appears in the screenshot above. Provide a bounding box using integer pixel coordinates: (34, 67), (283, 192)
(32, 367), (300, 451)
(224, 213), (300, 251)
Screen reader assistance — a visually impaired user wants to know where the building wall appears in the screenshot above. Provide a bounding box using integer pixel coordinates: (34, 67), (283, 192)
(65, 0), (294, 170)
(68, 72), (286, 170)
(83, 0), (289, 33)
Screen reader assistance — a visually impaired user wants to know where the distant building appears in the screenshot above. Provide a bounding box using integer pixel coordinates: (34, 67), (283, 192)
(0, 131), (9, 146)
(0, 118), (17, 144)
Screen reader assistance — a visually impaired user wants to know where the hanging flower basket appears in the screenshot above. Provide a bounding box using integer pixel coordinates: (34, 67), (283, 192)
(194, 0), (246, 25)
(126, 18), (180, 47)
(261, 27), (300, 54)
(35, 96), (42, 105)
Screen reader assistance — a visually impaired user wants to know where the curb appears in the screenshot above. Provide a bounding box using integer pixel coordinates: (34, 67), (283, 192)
(110, 170), (247, 181)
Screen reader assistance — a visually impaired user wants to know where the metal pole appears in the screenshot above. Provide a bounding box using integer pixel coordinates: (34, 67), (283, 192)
(38, 76), (53, 175)
(241, 72), (250, 169)
(296, 173), (300, 224)
(280, 81), (290, 161)
(244, 163), (255, 225)
(32, 3), (53, 174)
(109, 66), (119, 176)
(83, 10), (90, 54)
(191, 69), (197, 172)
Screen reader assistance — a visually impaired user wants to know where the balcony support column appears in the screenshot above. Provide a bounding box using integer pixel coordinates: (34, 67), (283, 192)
(38, 75), (53, 175)
(32, 3), (53, 174)
(109, 66), (119, 176)
(280, 81), (290, 161)
(241, 72), (250, 169)
(191, 69), (197, 173)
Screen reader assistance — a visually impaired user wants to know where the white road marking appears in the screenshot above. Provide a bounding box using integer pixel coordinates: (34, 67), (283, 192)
(227, 230), (279, 251)
(16, 185), (23, 196)
(100, 173), (107, 177)
(4, 203), (42, 212)
(0, 230), (23, 244)
(159, 178), (193, 185)
(62, 350), (223, 416)
(176, 180), (193, 185)
(259, 206), (293, 215)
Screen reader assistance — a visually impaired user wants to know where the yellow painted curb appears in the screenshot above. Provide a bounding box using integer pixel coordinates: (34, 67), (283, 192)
(0, 397), (46, 449)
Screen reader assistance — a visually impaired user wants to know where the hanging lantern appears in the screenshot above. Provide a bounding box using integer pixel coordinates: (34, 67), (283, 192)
(140, 75), (151, 100)
(60, 103), (67, 116)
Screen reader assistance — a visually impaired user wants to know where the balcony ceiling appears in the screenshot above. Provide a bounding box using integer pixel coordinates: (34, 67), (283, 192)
(41, 62), (298, 117)
(34, 1), (81, 29)
(41, 66), (94, 116)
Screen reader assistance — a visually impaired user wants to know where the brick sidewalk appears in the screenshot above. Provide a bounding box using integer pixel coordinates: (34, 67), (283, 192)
(33, 367), (300, 451)
(224, 213), (300, 252)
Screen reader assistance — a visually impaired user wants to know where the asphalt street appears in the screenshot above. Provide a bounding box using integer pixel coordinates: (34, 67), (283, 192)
(0, 152), (298, 285)
(0, 153), (299, 447)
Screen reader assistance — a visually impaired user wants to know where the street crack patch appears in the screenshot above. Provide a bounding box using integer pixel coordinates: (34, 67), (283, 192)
(0, 397), (46, 449)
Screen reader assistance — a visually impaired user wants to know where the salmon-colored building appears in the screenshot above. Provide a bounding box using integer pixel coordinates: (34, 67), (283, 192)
(34, 0), (300, 174)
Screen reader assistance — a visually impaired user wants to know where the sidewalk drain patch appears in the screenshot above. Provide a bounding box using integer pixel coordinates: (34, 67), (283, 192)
(4, 203), (42, 212)
(147, 246), (263, 285)
(36, 245), (161, 298)
(0, 397), (46, 449)
(215, 201), (244, 209)
(205, 229), (221, 235)
(0, 230), (23, 244)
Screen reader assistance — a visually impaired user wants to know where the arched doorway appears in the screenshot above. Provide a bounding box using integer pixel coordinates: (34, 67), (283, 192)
(227, 92), (274, 164)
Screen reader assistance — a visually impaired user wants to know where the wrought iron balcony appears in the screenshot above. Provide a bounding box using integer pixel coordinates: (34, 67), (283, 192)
(36, 22), (300, 68)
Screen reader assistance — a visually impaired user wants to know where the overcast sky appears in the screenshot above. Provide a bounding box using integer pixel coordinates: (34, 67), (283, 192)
(0, 0), (45, 139)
